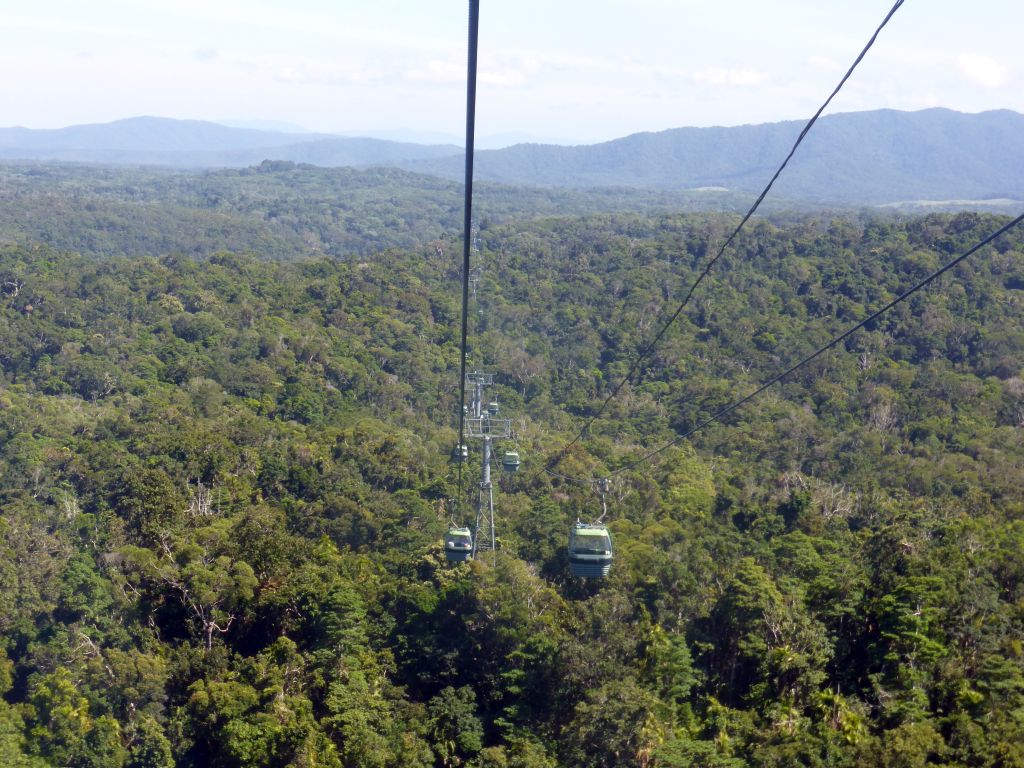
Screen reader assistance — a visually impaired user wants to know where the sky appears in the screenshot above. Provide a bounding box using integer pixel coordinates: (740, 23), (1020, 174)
(1, 0), (1021, 145)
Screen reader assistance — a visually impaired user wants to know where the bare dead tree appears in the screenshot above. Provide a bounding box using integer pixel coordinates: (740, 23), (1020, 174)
(186, 480), (215, 519)
(2, 278), (24, 300)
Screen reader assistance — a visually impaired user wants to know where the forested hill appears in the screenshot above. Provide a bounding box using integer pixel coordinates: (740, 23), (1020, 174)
(0, 162), (754, 259)
(400, 108), (1024, 205)
(1, 211), (1023, 766)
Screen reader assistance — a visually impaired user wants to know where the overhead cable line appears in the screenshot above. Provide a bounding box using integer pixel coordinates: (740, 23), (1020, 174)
(456, 0), (481, 501)
(593, 211), (1024, 477)
(547, 0), (906, 469)
(543, 468), (599, 487)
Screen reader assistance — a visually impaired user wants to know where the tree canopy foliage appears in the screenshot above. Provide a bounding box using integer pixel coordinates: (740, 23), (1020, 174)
(0, 208), (1022, 766)
(0, 162), (759, 261)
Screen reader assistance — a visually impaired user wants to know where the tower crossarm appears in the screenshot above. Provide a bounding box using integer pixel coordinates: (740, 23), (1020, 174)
(466, 416), (512, 439)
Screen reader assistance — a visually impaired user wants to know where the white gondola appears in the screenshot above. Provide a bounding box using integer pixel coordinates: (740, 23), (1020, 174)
(445, 526), (473, 562)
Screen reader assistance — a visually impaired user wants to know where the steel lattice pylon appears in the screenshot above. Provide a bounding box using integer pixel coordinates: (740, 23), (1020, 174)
(463, 371), (511, 558)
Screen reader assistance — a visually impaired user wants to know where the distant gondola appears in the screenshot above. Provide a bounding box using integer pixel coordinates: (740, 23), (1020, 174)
(445, 526), (473, 562)
(568, 523), (613, 578)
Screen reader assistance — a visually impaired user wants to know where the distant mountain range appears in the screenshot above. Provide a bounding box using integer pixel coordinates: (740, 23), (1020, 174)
(0, 116), (460, 168)
(2, 110), (1023, 207)
(400, 109), (1024, 206)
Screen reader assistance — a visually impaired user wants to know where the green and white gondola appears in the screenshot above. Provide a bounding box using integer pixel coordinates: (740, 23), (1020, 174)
(502, 451), (520, 472)
(445, 526), (473, 562)
(568, 523), (613, 578)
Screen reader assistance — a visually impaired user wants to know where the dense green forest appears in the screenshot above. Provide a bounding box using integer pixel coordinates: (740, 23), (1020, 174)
(1, 209), (1023, 767)
(0, 162), (756, 260)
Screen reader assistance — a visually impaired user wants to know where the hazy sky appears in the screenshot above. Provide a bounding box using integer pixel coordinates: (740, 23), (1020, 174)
(2, 0), (1021, 143)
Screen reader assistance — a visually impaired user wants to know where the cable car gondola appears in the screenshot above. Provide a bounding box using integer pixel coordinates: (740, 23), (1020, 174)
(445, 526), (473, 562)
(502, 451), (520, 472)
(568, 522), (613, 578)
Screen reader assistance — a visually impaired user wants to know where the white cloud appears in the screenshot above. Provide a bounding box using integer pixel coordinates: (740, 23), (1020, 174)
(693, 68), (768, 86)
(808, 55), (842, 72)
(405, 59), (464, 85)
(274, 61), (378, 86)
(405, 52), (541, 89)
(481, 69), (528, 88)
(957, 54), (1009, 88)
(481, 54), (541, 88)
